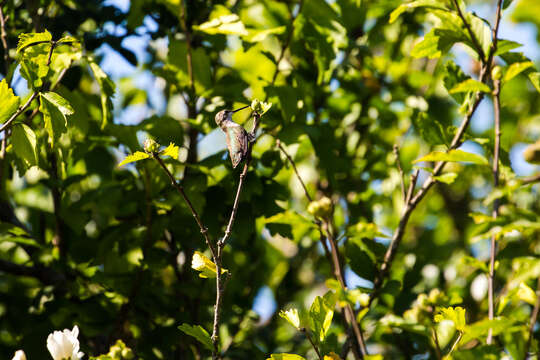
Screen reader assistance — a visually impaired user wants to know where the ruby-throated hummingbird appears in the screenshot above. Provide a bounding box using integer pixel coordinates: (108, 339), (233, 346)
(215, 105), (251, 168)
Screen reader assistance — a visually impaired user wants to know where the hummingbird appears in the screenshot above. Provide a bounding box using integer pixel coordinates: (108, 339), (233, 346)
(215, 105), (252, 168)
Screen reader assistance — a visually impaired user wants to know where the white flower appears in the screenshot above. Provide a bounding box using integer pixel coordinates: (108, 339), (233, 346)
(46, 325), (84, 360)
(12, 350), (26, 360)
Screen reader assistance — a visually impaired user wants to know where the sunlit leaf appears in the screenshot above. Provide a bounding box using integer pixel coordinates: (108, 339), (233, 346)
(413, 150), (489, 165)
(309, 292), (335, 342)
(279, 308), (301, 329)
(0, 79), (20, 124)
(267, 355), (306, 360)
(194, 14), (248, 36)
(39, 92), (73, 147)
(191, 251), (226, 279)
(161, 142), (179, 159)
(17, 30), (52, 53)
(434, 306), (466, 331)
(504, 61), (534, 82)
(449, 79), (491, 94)
(245, 26), (286, 42)
(516, 282), (537, 305)
(389, 0), (447, 24)
(118, 151), (150, 167)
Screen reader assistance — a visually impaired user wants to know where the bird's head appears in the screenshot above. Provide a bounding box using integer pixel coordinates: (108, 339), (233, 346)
(215, 105), (251, 127)
(215, 109), (233, 127)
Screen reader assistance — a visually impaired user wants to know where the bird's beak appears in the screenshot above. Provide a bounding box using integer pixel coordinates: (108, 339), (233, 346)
(232, 105), (250, 113)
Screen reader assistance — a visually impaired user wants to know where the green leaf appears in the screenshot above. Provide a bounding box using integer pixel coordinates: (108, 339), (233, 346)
(504, 61), (534, 82)
(461, 317), (515, 344)
(449, 79), (491, 94)
(161, 142), (179, 159)
(309, 292), (335, 342)
(178, 324), (213, 351)
(434, 306), (466, 332)
(389, 0), (447, 24)
(411, 28), (462, 59)
(516, 282), (537, 305)
(118, 151), (150, 167)
(245, 26), (286, 42)
(41, 92), (74, 116)
(529, 72), (540, 92)
(11, 124), (38, 168)
(465, 13), (492, 57)
(494, 40), (522, 56)
(194, 14), (248, 36)
(191, 251), (227, 279)
(412, 111), (449, 146)
(16, 30), (52, 53)
(279, 308), (301, 329)
(444, 60), (472, 108)
(89, 60), (115, 129)
(462, 256), (488, 272)
(57, 35), (79, 44)
(433, 172), (458, 184)
(39, 92), (73, 147)
(413, 149), (489, 165)
(0, 79), (20, 124)
(267, 355), (306, 360)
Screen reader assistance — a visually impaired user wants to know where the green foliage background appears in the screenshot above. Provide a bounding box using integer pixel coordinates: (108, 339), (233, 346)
(0, 0), (539, 359)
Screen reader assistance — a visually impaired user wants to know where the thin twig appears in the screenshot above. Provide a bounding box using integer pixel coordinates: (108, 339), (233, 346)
(487, 78), (501, 345)
(276, 139), (312, 202)
(393, 144), (406, 201)
(153, 154), (216, 259)
(451, 0), (486, 62)
(0, 92), (39, 133)
(301, 328), (323, 360)
(524, 277), (540, 359)
(448, 331), (462, 354)
(521, 173), (540, 185)
(0, 3), (10, 80)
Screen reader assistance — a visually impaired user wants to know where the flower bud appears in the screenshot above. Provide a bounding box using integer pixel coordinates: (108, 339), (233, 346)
(307, 196), (333, 219)
(491, 65), (503, 80)
(251, 99), (261, 112)
(143, 138), (160, 153)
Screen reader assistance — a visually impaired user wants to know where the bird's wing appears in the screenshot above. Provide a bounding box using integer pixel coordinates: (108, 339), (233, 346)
(225, 123), (248, 169)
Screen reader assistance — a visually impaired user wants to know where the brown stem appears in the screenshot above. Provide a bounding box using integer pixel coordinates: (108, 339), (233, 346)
(393, 144), (406, 201)
(153, 154), (216, 259)
(487, 78), (501, 344)
(524, 277), (540, 359)
(301, 328), (323, 360)
(0, 3), (10, 80)
(0, 92), (39, 133)
(451, 0), (486, 62)
(521, 173), (540, 185)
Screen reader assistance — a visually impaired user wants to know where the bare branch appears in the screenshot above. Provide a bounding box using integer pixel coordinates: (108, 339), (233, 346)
(521, 172), (540, 185)
(0, 91), (39, 133)
(301, 328), (323, 360)
(0, 3), (10, 80)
